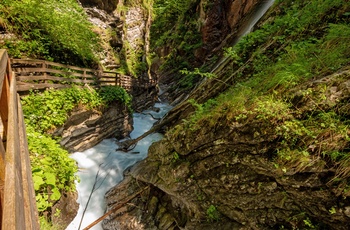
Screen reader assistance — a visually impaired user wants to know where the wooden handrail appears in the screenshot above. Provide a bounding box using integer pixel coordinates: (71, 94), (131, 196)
(0, 50), (39, 229)
(11, 58), (158, 93)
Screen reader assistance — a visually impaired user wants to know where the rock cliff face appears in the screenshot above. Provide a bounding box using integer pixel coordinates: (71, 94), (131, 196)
(196, 0), (260, 59)
(102, 1), (350, 229)
(81, 0), (158, 111)
(157, 0), (263, 103)
(103, 67), (350, 230)
(54, 102), (133, 153)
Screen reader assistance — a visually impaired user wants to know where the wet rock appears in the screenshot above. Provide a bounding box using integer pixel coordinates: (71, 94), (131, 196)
(51, 191), (79, 229)
(54, 102), (133, 153)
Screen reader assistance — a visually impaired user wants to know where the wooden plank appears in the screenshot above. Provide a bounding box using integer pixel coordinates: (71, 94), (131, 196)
(97, 75), (118, 79)
(0, 49), (8, 227)
(98, 80), (120, 84)
(100, 73), (118, 77)
(0, 75), (9, 139)
(45, 69), (95, 78)
(45, 61), (95, 73)
(17, 83), (73, 92)
(10, 59), (43, 64)
(11, 59), (95, 73)
(17, 75), (95, 84)
(101, 70), (118, 74)
(2, 74), (26, 230)
(0, 50), (8, 90)
(17, 93), (39, 229)
(14, 68), (96, 79)
(0, 136), (5, 215)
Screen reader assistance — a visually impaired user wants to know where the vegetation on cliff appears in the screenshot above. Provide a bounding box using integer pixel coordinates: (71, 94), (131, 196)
(151, 0), (202, 72)
(0, 0), (100, 66)
(172, 0), (350, 227)
(182, 0), (350, 181)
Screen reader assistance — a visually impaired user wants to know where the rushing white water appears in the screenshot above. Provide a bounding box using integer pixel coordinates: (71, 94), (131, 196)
(66, 103), (172, 230)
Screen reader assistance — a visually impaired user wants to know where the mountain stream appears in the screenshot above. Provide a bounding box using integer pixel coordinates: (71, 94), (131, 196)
(66, 103), (172, 230)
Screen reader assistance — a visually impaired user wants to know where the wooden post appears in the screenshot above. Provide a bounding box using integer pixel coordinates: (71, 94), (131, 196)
(0, 75), (9, 139)
(0, 50), (10, 139)
(2, 75), (26, 230)
(42, 61), (47, 83)
(83, 70), (87, 83)
(0, 135), (5, 224)
(17, 94), (39, 229)
(96, 71), (102, 87)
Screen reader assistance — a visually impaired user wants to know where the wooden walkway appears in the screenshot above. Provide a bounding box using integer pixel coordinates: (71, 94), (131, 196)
(0, 50), (39, 229)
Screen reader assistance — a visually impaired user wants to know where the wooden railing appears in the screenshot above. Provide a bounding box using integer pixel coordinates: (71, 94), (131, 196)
(0, 50), (39, 229)
(11, 59), (157, 93)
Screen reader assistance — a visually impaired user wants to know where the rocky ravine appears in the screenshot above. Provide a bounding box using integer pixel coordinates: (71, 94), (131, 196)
(81, 0), (158, 112)
(101, 1), (350, 229)
(158, 0), (263, 103)
(102, 68), (350, 230)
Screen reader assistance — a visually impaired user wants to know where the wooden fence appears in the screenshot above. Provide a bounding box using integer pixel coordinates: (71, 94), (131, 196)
(0, 50), (39, 229)
(11, 59), (157, 93)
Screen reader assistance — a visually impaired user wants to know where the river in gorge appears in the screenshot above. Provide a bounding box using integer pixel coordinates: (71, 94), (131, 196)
(66, 102), (172, 230)
(66, 0), (276, 229)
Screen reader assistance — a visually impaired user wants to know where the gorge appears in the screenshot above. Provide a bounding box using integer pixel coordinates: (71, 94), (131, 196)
(101, 0), (350, 229)
(1, 0), (350, 229)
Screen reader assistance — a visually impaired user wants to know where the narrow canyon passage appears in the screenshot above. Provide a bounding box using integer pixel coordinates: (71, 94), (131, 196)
(67, 103), (172, 230)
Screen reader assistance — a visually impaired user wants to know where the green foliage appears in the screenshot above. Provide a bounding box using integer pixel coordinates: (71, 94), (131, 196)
(98, 86), (132, 111)
(120, 40), (148, 77)
(303, 217), (315, 229)
(329, 206), (337, 215)
(22, 85), (132, 216)
(182, 98), (218, 131)
(21, 86), (132, 133)
(151, 0), (202, 72)
(22, 87), (102, 132)
(39, 216), (61, 230)
(180, 68), (216, 79)
(206, 205), (220, 222)
(27, 125), (78, 212)
(173, 152), (180, 162)
(0, 0), (100, 66)
(169, 0), (350, 190)
(177, 68), (215, 90)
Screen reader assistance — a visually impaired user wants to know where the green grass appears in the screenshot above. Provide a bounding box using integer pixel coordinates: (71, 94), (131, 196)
(170, 0), (350, 186)
(0, 0), (100, 66)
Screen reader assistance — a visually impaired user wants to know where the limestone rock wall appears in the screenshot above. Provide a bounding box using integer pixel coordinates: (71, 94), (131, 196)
(82, 0), (158, 111)
(197, 0), (260, 58)
(55, 102), (133, 153)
